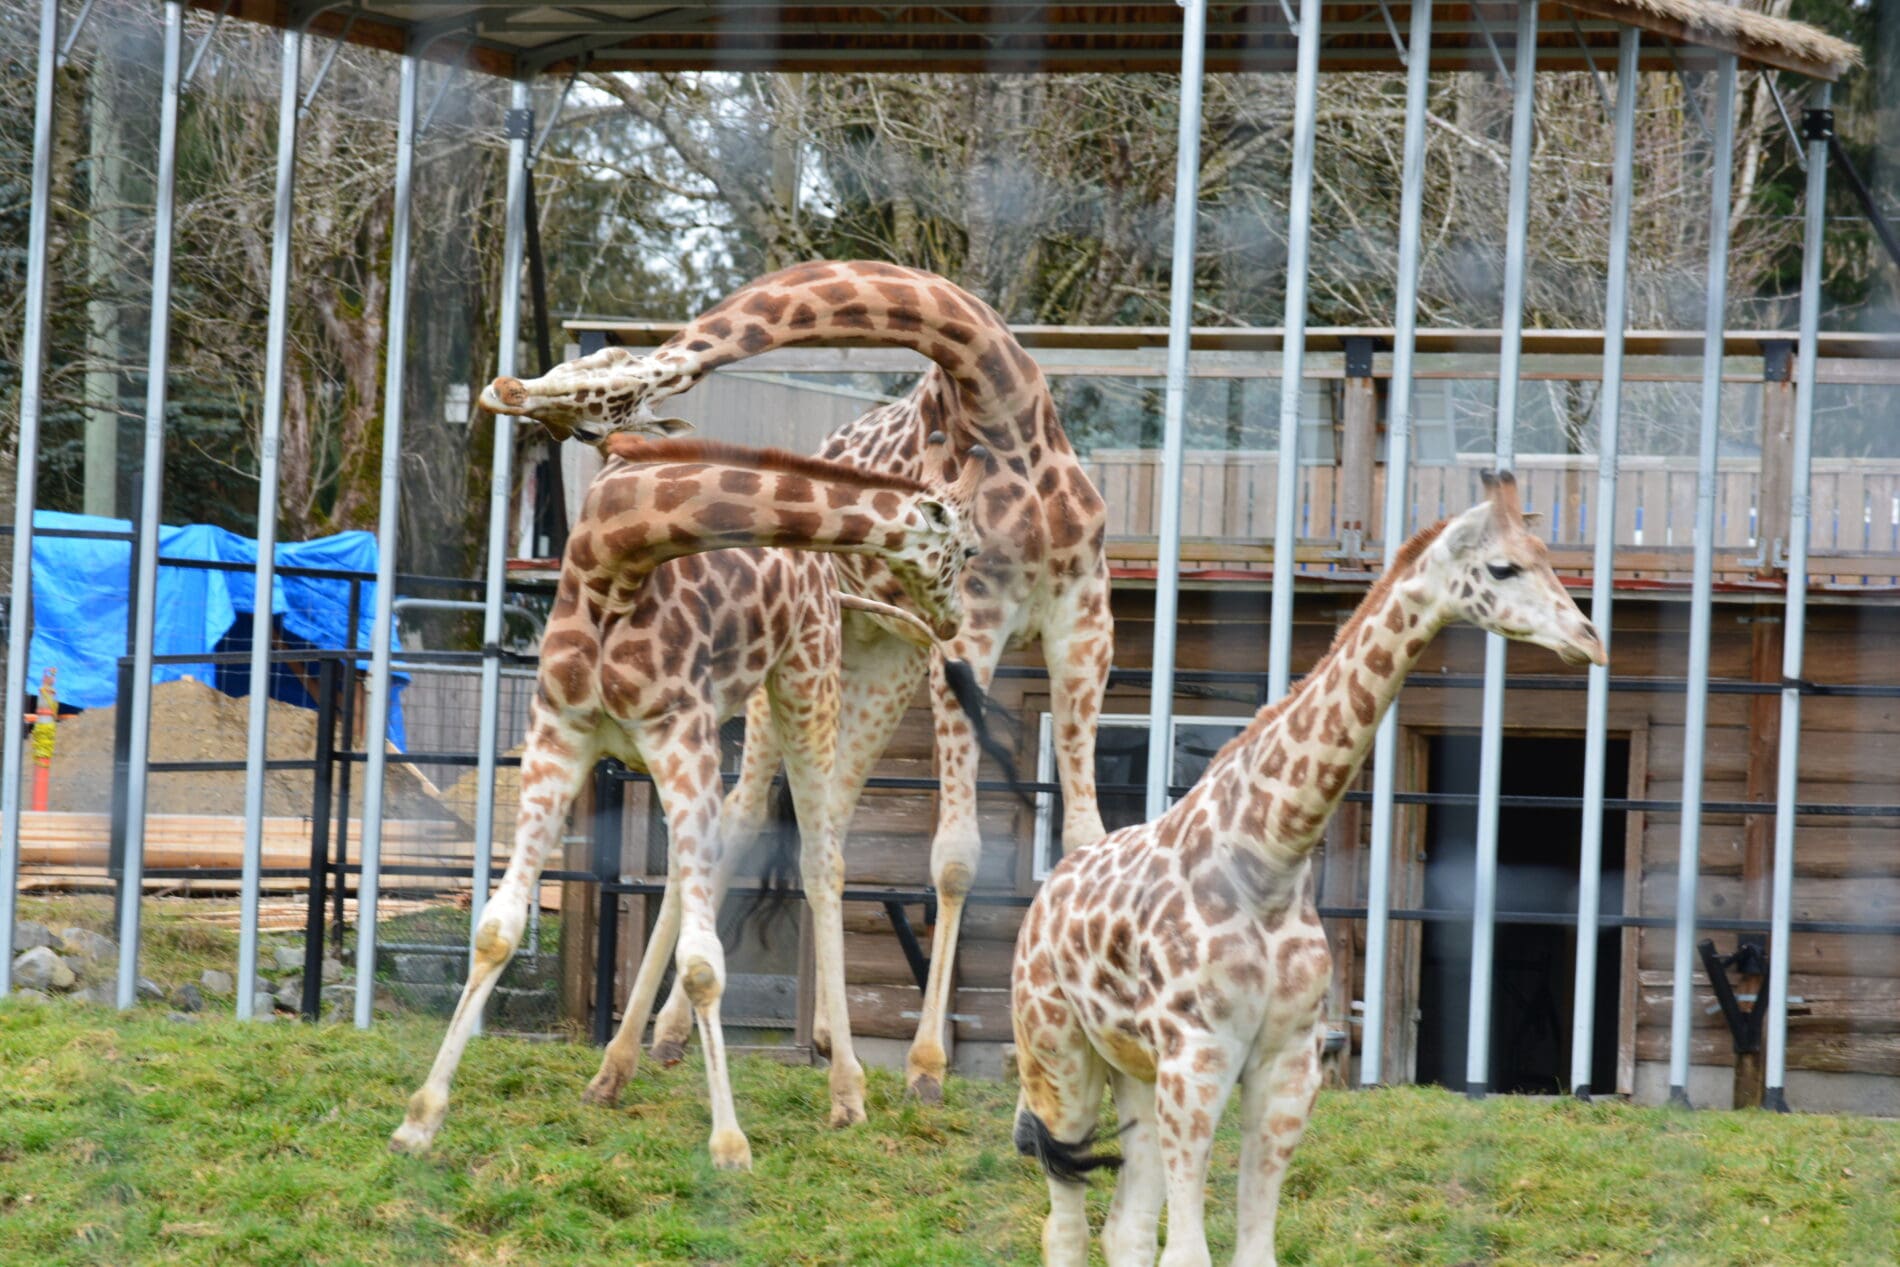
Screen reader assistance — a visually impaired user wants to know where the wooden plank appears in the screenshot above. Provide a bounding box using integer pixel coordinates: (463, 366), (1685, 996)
(1634, 1027), (1900, 1077)
(1637, 873), (1900, 929)
(1637, 970), (1900, 1034)
(1638, 930), (1900, 979)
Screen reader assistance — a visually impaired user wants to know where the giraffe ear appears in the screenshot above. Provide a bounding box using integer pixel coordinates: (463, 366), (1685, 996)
(918, 497), (954, 530)
(647, 416), (695, 436)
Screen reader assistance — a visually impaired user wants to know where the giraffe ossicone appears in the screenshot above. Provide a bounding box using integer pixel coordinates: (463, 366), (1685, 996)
(1011, 472), (1604, 1267)
(389, 436), (984, 1170)
(486, 261), (1117, 1103)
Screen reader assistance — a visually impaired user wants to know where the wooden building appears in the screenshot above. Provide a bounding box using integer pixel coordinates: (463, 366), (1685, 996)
(565, 324), (1900, 1114)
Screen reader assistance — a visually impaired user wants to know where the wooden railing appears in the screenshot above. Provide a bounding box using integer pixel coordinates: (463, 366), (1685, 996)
(1084, 451), (1900, 583)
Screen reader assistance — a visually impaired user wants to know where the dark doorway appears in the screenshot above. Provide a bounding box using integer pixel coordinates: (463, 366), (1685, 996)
(1415, 733), (1629, 1094)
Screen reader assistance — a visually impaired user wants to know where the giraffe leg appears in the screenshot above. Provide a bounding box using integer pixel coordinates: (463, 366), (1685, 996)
(1153, 1050), (1241, 1267)
(391, 706), (594, 1154)
(650, 691), (780, 1068)
(1102, 1072), (1164, 1267)
(1232, 1031), (1324, 1266)
(1014, 1000), (1109, 1267)
(907, 640), (1003, 1102)
(582, 872), (681, 1107)
(647, 716), (755, 1171)
(1041, 571), (1115, 854)
(767, 636), (865, 1128)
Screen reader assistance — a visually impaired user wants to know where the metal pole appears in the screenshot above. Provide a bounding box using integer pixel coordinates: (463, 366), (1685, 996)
(1264, 0), (1322, 703)
(354, 49), (420, 1029)
(470, 78), (530, 986)
(1667, 51), (1737, 1109)
(237, 28), (302, 1021)
(1762, 83), (1830, 1114)
(0, 0), (62, 995)
(1465, 0), (1537, 1099)
(1570, 24), (1640, 1099)
(114, 0), (185, 1010)
(1358, 0), (1433, 1090)
(1142, 0), (1207, 819)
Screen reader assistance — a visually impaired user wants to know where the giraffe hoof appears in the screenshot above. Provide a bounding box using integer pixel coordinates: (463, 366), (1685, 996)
(580, 1076), (623, 1109)
(388, 1121), (435, 1156)
(651, 1039), (687, 1067)
(829, 1100), (868, 1129)
(908, 1074), (943, 1105)
(709, 1128), (752, 1172)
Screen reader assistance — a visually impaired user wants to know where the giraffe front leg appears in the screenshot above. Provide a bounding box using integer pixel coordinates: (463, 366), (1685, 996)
(1232, 1031), (1324, 1266)
(906, 645), (999, 1102)
(392, 711), (592, 1154)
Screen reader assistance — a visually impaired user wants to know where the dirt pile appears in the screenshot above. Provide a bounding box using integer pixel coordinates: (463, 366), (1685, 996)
(43, 678), (462, 823)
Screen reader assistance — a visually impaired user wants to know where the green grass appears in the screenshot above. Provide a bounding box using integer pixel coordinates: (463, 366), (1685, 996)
(1, 1005), (1896, 1265)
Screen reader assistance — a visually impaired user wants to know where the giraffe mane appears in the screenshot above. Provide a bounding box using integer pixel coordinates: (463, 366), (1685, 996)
(601, 434), (932, 495)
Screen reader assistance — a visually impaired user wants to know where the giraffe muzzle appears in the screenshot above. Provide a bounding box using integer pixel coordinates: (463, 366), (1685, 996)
(483, 376), (529, 411)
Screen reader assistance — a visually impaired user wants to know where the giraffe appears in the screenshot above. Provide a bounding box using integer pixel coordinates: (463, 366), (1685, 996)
(479, 260), (1115, 1101)
(1010, 473), (1606, 1267)
(390, 434), (985, 1170)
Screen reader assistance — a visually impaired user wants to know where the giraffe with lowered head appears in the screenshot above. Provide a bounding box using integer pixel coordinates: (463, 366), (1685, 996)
(481, 260), (1115, 1101)
(1011, 473), (1606, 1267)
(390, 435), (984, 1170)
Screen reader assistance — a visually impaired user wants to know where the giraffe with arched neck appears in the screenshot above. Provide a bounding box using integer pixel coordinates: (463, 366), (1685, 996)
(1011, 474), (1606, 1267)
(481, 260), (1115, 1102)
(390, 435), (984, 1170)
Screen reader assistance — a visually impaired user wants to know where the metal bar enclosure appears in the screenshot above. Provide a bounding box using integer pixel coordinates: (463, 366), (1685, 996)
(1570, 23), (1639, 1098)
(1358, 0), (1433, 1089)
(1465, 0), (1537, 1098)
(1667, 52), (1737, 1106)
(471, 77), (531, 979)
(1141, 0), (1207, 818)
(115, 0), (186, 1010)
(0, 0), (62, 994)
(237, 27), (303, 1021)
(1265, 0), (1322, 702)
(1764, 84), (1830, 1110)
(354, 49), (421, 1028)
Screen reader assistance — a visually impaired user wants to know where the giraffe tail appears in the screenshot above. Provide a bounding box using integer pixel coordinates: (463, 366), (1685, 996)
(941, 658), (1034, 810)
(1013, 1107), (1124, 1184)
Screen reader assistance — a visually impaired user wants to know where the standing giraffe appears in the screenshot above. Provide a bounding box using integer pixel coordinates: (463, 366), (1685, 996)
(481, 260), (1115, 1100)
(390, 435), (984, 1169)
(1011, 475), (1606, 1267)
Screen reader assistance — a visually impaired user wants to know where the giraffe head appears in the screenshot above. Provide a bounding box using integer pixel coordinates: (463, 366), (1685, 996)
(1413, 471), (1606, 667)
(480, 345), (698, 442)
(891, 433), (987, 641)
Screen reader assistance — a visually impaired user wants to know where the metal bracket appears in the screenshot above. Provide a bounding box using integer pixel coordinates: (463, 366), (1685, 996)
(505, 106), (534, 142)
(1343, 335), (1375, 380)
(1802, 106), (1835, 144)
(1762, 338), (1794, 383)
(1697, 935), (1773, 1056)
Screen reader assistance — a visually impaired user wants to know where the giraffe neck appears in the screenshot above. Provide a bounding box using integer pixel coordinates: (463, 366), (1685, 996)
(1185, 529), (1452, 892)
(569, 457), (946, 618)
(648, 262), (1050, 451)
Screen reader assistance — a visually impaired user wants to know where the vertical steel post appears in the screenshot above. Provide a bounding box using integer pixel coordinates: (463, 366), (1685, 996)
(1762, 83), (1829, 1114)
(1570, 25), (1640, 1099)
(1264, 0), (1323, 702)
(468, 78), (531, 1017)
(1358, 0), (1433, 1089)
(114, 0), (186, 1010)
(237, 28), (303, 1021)
(0, 0), (62, 994)
(1667, 52), (1738, 1108)
(1465, 0), (1538, 1098)
(353, 49), (420, 1029)
(1142, 0), (1208, 819)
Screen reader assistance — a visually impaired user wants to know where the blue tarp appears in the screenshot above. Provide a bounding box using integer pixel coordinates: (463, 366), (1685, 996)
(25, 511), (406, 747)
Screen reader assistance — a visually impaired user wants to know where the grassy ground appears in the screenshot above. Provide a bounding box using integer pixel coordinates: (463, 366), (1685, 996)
(1, 1004), (1896, 1266)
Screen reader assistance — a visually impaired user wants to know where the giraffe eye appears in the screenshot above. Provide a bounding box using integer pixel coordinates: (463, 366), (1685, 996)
(1487, 561), (1521, 581)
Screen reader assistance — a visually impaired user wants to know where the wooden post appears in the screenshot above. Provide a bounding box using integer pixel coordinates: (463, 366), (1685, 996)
(1735, 346), (1793, 1108)
(1338, 336), (1378, 566)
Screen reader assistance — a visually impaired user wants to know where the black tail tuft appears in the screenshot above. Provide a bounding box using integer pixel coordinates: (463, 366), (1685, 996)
(728, 780), (800, 950)
(941, 658), (1034, 810)
(1014, 1109), (1124, 1185)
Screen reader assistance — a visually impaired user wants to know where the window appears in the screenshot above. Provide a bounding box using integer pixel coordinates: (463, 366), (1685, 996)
(1031, 713), (1252, 881)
